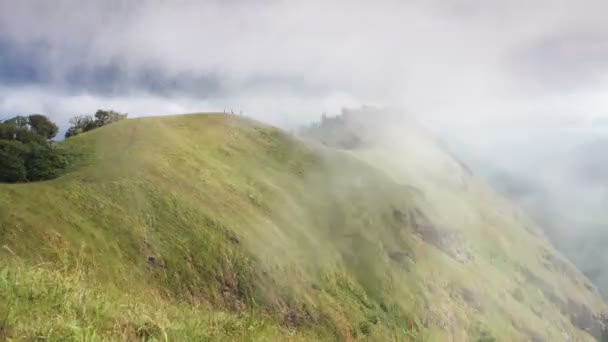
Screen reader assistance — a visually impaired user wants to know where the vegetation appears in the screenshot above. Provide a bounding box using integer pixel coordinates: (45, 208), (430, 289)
(0, 113), (605, 341)
(0, 263), (312, 341)
(300, 109), (366, 149)
(65, 109), (127, 139)
(0, 109), (127, 183)
(299, 106), (400, 149)
(0, 114), (69, 183)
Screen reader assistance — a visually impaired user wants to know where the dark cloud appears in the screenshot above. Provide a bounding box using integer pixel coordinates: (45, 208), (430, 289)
(0, 37), (52, 85)
(0, 36), (224, 98)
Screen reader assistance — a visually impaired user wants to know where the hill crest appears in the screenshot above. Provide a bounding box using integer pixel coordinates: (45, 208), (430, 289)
(1, 113), (605, 341)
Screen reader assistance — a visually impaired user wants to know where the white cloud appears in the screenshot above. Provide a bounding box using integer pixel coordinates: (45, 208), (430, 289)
(1, 0), (608, 129)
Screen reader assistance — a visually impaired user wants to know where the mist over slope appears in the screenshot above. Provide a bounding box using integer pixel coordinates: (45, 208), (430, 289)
(302, 109), (608, 339)
(447, 124), (608, 301)
(1, 113), (606, 340)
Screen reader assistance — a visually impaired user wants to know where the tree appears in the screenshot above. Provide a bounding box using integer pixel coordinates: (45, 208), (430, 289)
(0, 140), (28, 182)
(15, 129), (46, 144)
(65, 110), (127, 139)
(65, 115), (96, 138)
(28, 114), (58, 140)
(64, 126), (79, 139)
(94, 110), (127, 126)
(0, 114), (57, 142)
(0, 116), (27, 140)
(24, 143), (68, 181)
(4, 115), (29, 128)
(0, 120), (17, 140)
(0, 114), (69, 183)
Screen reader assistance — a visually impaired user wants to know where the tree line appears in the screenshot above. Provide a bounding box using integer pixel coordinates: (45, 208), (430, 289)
(0, 110), (127, 183)
(65, 110), (127, 138)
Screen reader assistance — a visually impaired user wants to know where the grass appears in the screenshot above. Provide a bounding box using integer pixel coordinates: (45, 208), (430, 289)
(0, 113), (605, 341)
(0, 262), (310, 341)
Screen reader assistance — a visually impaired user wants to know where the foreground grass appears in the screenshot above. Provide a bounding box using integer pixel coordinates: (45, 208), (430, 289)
(0, 263), (311, 341)
(0, 260), (419, 341)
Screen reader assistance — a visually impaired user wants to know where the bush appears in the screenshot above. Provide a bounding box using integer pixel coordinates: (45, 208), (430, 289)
(0, 115), (58, 142)
(65, 109), (127, 138)
(64, 115), (96, 138)
(28, 114), (59, 140)
(0, 114), (70, 183)
(24, 143), (69, 181)
(0, 141), (28, 182)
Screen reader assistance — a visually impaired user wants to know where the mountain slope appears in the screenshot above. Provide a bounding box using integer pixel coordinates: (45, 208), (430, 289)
(462, 135), (608, 300)
(1, 113), (605, 341)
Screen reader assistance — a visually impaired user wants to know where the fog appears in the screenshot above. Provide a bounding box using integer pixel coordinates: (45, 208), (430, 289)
(2, 0), (608, 293)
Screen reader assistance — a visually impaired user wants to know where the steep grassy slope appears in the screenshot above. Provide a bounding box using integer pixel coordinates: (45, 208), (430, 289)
(351, 125), (608, 341)
(0, 113), (606, 341)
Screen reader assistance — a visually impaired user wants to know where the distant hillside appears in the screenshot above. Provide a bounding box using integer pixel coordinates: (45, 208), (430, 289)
(453, 129), (608, 302)
(1, 113), (606, 341)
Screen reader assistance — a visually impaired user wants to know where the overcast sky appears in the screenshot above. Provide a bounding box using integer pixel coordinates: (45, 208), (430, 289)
(1, 0), (608, 132)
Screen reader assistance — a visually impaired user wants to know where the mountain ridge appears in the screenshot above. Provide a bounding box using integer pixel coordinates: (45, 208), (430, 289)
(1, 113), (605, 341)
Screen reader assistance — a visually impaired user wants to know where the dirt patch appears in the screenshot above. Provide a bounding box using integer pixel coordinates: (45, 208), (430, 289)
(567, 298), (605, 340)
(387, 249), (415, 271)
(409, 208), (472, 263)
(116, 320), (163, 341)
(269, 297), (323, 330)
(217, 269), (246, 311)
(387, 250), (413, 263)
(460, 288), (483, 311)
(522, 267), (607, 339)
(0, 318), (9, 341)
(392, 208), (407, 225)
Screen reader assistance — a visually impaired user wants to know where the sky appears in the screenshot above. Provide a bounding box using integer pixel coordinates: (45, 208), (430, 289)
(2, 0), (608, 132)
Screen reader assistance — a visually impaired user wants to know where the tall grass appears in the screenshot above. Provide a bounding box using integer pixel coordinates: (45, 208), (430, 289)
(0, 262), (314, 341)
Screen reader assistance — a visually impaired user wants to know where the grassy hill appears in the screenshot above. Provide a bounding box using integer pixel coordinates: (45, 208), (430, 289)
(0, 113), (606, 341)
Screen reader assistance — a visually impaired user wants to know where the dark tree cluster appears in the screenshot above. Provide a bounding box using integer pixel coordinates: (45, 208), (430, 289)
(0, 114), (67, 183)
(299, 108), (374, 149)
(65, 109), (127, 138)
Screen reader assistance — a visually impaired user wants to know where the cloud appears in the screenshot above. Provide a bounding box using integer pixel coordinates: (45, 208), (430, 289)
(1, 0), (608, 129)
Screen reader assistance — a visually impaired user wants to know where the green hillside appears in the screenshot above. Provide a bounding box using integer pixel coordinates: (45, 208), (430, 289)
(0, 113), (606, 341)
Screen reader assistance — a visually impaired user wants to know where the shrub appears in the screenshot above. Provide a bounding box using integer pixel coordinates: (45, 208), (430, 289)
(28, 114), (59, 140)
(65, 115), (97, 138)
(0, 141), (28, 182)
(0, 114), (58, 143)
(0, 114), (70, 183)
(24, 143), (69, 181)
(65, 109), (127, 138)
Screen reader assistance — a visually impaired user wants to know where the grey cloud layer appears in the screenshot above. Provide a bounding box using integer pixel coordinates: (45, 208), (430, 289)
(1, 0), (608, 127)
